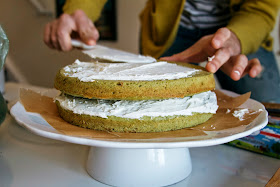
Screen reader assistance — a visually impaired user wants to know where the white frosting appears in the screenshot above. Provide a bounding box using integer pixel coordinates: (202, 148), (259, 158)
(63, 60), (201, 81)
(82, 45), (156, 63)
(208, 55), (215, 62)
(56, 91), (218, 119)
(226, 109), (231, 114)
(232, 108), (249, 121)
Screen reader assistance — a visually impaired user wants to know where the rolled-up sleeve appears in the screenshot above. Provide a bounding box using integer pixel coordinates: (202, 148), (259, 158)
(227, 0), (280, 55)
(63, 0), (107, 22)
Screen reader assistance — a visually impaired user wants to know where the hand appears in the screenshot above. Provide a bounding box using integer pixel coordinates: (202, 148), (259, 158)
(160, 28), (262, 81)
(44, 10), (99, 51)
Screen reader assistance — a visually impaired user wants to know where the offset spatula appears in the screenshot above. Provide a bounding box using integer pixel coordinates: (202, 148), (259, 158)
(71, 39), (156, 63)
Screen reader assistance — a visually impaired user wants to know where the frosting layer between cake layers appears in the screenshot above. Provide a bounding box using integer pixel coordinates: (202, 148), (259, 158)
(55, 91), (218, 119)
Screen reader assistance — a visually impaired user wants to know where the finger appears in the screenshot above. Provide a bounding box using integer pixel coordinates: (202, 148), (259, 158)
(79, 20), (99, 45)
(160, 54), (183, 62)
(205, 47), (231, 73)
(43, 22), (54, 49)
(211, 28), (231, 49)
(246, 58), (262, 78)
(73, 10), (99, 45)
(160, 47), (210, 63)
(50, 20), (61, 50)
(230, 54), (248, 81)
(57, 14), (76, 51)
(159, 56), (174, 61)
(160, 51), (190, 62)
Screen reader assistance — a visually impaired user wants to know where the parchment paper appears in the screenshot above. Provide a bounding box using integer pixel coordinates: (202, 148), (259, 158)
(19, 89), (262, 141)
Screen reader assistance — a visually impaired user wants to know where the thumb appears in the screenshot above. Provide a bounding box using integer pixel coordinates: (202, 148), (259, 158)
(78, 23), (99, 46)
(72, 10), (99, 45)
(211, 28), (231, 49)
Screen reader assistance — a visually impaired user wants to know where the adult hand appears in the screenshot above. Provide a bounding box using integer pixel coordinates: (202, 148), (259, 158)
(44, 9), (99, 51)
(160, 28), (262, 81)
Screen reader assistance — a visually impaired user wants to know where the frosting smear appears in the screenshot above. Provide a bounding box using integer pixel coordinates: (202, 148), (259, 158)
(63, 60), (201, 81)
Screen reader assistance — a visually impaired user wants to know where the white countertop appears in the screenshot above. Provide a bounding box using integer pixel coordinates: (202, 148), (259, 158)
(1, 82), (280, 187)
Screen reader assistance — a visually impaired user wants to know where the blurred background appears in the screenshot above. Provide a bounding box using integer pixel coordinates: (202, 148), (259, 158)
(0, 0), (279, 88)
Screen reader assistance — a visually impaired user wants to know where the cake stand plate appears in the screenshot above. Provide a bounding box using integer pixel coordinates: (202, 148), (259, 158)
(10, 90), (268, 187)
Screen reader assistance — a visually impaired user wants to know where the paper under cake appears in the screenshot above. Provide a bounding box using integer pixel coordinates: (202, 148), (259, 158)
(54, 60), (218, 133)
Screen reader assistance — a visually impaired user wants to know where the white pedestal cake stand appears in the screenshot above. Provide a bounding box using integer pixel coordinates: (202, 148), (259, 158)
(10, 90), (268, 187)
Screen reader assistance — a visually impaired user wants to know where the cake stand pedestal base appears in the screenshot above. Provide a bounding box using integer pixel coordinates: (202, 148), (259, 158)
(86, 147), (192, 187)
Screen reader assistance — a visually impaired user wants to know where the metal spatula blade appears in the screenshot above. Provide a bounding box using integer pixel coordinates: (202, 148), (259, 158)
(71, 39), (156, 63)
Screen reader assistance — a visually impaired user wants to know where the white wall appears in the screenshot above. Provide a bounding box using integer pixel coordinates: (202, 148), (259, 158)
(0, 0), (146, 87)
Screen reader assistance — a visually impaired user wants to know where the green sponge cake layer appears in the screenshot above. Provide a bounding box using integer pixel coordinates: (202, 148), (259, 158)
(56, 102), (213, 132)
(54, 60), (215, 100)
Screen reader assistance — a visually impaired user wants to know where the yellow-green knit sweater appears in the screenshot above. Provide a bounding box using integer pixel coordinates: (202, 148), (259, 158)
(64, 0), (280, 58)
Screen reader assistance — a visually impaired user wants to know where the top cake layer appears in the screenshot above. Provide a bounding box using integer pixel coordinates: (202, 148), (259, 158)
(54, 60), (215, 100)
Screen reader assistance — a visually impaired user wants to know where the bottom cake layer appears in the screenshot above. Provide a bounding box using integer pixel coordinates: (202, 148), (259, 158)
(56, 101), (213, 133)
